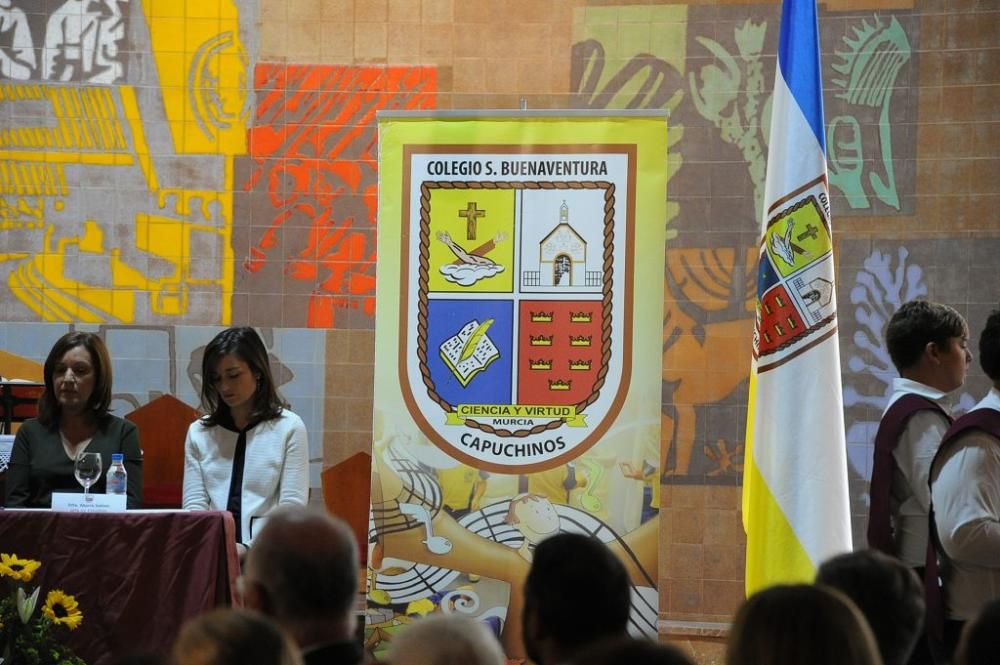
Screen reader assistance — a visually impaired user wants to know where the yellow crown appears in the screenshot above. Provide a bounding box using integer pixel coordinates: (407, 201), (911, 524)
(530, 311), (554, 322)
(570, 312), (592, 323)
(569, 335), (592, 347)
(530, 335), (553, 346)
(548, 379), (572, 391)
(529, 359), (553, 370)
(569, 359), (592, 371)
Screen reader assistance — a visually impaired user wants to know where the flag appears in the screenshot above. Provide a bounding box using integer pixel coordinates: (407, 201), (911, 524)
(742, 0), (852, 595)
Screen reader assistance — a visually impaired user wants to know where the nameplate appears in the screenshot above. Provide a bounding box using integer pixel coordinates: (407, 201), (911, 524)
(51, 493), (127, 513)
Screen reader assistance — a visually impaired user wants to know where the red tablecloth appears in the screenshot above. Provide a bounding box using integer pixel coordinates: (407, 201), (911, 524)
(0, 509), (240, 664)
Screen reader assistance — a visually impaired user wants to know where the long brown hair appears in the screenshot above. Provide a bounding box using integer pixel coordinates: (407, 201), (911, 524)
(38, 331), (113, 427)
(199, 327), (286, 427)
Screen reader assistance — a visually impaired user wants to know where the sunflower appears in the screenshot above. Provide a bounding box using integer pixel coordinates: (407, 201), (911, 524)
(42, 590), (83, 630)
(0, 553), (41, 582)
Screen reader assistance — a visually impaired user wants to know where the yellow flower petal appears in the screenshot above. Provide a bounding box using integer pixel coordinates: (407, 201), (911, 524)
(0, 553), (42, 582)
(42, 589), (84, 630)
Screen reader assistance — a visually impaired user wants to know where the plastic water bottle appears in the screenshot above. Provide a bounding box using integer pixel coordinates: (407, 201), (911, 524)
(106, 453), (127, 496)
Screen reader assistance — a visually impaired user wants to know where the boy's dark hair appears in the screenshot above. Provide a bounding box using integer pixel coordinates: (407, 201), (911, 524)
(816, 549), (925, 665)
(886, 300), (966, 372)
(978, 307), (1000, 381)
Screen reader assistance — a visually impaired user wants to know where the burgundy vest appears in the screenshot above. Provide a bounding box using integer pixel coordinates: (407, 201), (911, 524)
(925, 407), (1000, 636)
(867, 394), (951, 554)
(938, 408), (1000, 448)
(868, 394), (952, 641)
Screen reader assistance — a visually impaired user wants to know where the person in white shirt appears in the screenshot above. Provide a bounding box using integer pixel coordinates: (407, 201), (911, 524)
(182, 327), (308, 553)
(868, 300), (971, 665)
(869, 300), (972, 565)
(931, 307), (1000, 656)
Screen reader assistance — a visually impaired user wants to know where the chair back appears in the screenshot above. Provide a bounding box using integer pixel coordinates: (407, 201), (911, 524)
(126, 394), (201, 508)
(321, 452), (372, 566)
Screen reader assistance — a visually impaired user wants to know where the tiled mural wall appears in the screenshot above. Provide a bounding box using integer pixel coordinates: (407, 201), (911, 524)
(0, 0), (997, 662)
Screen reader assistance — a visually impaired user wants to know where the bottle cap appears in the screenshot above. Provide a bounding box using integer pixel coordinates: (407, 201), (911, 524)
(111, 453), (124, 462)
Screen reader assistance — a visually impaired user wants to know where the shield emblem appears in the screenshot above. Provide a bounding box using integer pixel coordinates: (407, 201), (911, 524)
(400, 160), (634, 473)
(753, 177), (838, 372)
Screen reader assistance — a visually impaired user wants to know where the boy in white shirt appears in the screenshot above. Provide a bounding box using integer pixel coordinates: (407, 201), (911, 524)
(930, 307), (1000, 659)
(868, 300), (971, 665)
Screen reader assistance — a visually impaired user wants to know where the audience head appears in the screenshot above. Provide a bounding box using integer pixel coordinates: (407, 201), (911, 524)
(726, 584), (882, 665)
(200, 327), (285, 426)
(955, 599), (1000, 665)
(173, 608), (302, 665)
(886, 300), (970, 390)
(816, 549), (924, 665)
(242, 506), (359, 644)
(978, 306), (1000, 385)
(40, 331), (114, 426)
(386, 613), (505, 665)
(522, 532), (631, 665)
(569, 637), (695, 665)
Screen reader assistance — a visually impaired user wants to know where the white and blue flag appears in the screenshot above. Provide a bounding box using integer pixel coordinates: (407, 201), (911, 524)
(743, 0), (853, 594)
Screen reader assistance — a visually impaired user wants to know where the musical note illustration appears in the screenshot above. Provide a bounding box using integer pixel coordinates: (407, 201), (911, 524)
(399, 502), (453, 554)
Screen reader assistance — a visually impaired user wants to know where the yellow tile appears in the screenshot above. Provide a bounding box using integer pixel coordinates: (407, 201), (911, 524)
(150, 17), (187, 50)
(184, 19), (225, 54)
(151, 0), (185, 18)
(187, 0), (224, 19)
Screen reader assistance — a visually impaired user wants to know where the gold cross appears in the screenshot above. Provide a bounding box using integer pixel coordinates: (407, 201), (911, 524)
(459, 202), (486, 240)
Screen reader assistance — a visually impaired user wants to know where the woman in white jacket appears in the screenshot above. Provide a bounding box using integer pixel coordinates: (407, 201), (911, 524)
(182, 327), (308, 553)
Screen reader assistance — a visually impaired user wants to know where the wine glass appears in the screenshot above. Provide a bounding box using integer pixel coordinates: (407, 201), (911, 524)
(74, 452), (102, 502)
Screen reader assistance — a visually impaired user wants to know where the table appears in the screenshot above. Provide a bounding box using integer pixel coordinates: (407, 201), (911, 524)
(0, 509), (240, 664)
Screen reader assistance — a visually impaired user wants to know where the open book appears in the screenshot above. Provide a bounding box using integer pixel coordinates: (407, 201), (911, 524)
(439, 319), (500, 387)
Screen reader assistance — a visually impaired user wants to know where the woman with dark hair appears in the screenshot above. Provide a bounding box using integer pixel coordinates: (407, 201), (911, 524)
(182, 327), (308, 551)
(5, 331), (143, 508)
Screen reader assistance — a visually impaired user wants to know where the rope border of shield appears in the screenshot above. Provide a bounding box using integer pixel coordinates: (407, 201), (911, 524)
(416, 180), (616, 438)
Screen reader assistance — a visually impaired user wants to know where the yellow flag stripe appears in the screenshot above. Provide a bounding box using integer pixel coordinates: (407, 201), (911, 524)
(743, 370), (816, 595)
(743, 448), (817, 595)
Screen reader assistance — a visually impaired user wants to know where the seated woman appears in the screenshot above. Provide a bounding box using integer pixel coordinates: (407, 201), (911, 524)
(182, 327), (308, 553)
(5, 332), (143, 508)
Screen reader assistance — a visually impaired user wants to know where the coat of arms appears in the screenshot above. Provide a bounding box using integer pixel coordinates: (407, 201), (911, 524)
(399, 149), (636, 472)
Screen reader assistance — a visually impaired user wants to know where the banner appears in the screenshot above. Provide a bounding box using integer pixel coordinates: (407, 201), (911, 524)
(743, 0), (852, 594)
(368, 113), (666, 658)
